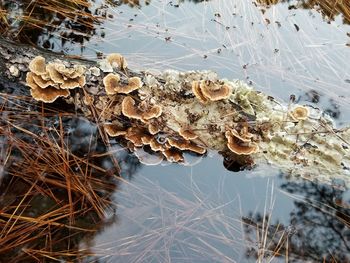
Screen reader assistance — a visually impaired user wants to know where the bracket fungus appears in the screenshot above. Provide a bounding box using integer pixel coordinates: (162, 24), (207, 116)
(289, 105), (309, 121)
(148, 123), (161, 135)
(104, 124), (127, 137)
(225, 130), (259, 155)
(192, 80), (232, 103)
(167, 138), (206, 155)
(28, 55), (46, 75)
(178, 128), (198, 140)
(26, 72), (69, 103)
(200, 80), (232, 101)
(26, 56), (86, 103)
(107, 53), (128, 70)
(30, 84), (70, 103)
(192, 80), (209, 104)
(163, 149), (184, 163)
(103, 73), (142, 95)
(122, 96), (162, 121)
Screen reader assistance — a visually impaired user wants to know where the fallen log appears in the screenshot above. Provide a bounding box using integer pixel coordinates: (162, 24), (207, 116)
(1, 37), (350, 187)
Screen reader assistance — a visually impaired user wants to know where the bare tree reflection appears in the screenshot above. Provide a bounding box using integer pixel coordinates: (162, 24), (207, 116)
(242, 177), (350, 262)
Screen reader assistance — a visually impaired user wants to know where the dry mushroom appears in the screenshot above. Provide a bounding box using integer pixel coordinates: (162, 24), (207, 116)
(30, 83), (70, 103)
(167, 138), (206, 155)
(290, 106), (309, 121)
(230, 128), (252, 143)
(163, 149), (184, 163)
(200, 80), (232, 101)
(103, 73), (120, 95)
(192, 80), (232, 103)
(178, 128), (198, 140)
(142, 137), (167, 152)
(104, 124), (127, 137)
(103, 73), (142, 95)
(122, 96), (162, 121)
(26, 56), (86, 103)
(148, 123), (161, 135)
(107, 53), (128, 70)
(124, 127), (146, 147)
(192, 80), (209, 104)
(225, 130), (259, 155)
(28, 56), (46, 75)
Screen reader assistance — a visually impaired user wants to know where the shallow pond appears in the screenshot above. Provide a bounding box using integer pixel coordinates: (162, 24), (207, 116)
(1, 0), (350, 262)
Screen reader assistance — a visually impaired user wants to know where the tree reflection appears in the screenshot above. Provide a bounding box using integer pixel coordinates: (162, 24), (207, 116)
(257, 0), (350, 25)
(242, 177), (350, 262)
(0, 0), (106, 52)
(0, 95), (141, 262)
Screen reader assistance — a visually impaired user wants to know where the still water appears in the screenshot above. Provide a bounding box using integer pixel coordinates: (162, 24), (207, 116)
(1, 0), (350, 262)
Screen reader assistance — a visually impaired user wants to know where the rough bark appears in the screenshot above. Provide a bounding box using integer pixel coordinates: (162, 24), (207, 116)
(1, 37), (350, 187)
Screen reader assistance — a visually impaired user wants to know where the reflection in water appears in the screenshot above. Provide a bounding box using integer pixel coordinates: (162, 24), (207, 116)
(0, 0), (105, 52)
(243, 178), (350, 262)
(257, 0), (350, 25)
(0, 94), (140, 262)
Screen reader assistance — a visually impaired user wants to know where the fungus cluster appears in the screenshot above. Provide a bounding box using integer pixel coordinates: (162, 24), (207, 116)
(103, 124), (207, 164)
(225, 127), (259, 155)
(26, 56), (86, 103)
(103, 73), (142, 95)
(192, 80), (232, 104)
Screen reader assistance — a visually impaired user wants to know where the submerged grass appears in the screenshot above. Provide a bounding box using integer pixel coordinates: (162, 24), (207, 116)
(0, 93), (119, 262)
(0, 0), (104, 51)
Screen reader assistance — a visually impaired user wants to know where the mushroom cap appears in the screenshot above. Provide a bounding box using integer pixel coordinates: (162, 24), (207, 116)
(148, 123), (161, 135)
(104, 124), (127, 137)
(192, 80), (209, 104)
(141, 136), (167, 152)
(163, 149), (184, 163)
(142, 105), (162, 120)
(30, 84), (70, 103)
(103, 73), (121, 95)
(32, 73), (55, 89)
(200, 81), (232, 101)
(225, 131), (259, 155)
(150, 138), (166, 152)
(26, 72), (40, 89)
(178, 128), (198, 140)
(230, 129), (252, 143)
(60, 76), (86, 89)
(121, 96), (143, 120)
(107, 53), (128, 70)
(118, 76), (142, 94)
(122, 96), (162, 121)
(29, 56), (46, 75)
(125, 127), (146, 147)
(290, 106), (309, 121)
(46, 63), (65, 84)
(67, 65), (85, 79)
(167, 138), (206, 155)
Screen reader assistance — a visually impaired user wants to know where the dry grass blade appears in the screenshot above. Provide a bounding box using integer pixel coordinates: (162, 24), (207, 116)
(0, 93), (119, 261)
